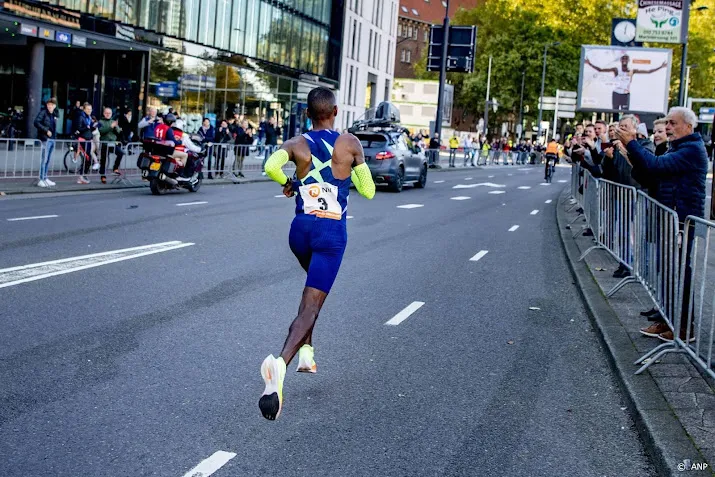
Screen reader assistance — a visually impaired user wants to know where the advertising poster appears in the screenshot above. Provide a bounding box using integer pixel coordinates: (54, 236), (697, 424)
(577, 46), (672, 115)
(636, 0), (684, 44)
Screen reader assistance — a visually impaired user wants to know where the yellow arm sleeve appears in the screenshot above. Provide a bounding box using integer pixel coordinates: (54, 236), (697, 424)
(264, 149), (290, 185)
(351, 163), (375, 199)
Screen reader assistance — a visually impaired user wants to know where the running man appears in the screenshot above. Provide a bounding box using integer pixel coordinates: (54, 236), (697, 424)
(584, 55), (667, 111)
(259, 87), (376, 420)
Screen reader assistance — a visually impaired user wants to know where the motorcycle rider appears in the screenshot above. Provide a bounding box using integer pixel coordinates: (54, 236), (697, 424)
(153, 113), (189, 168)
(173, 119), (202, 179)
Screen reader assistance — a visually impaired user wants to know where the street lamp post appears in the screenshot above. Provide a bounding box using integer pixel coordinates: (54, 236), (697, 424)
(517, 71), (525, 139)
(434, 0), (451, 144)
(536, 41), (559, 144)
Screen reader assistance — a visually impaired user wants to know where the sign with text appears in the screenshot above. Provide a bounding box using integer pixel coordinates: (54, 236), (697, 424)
(427, 25), (477, 73)
(636, 0), (684, 44)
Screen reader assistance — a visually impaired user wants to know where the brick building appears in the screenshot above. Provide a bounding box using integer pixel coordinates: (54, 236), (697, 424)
(394, 0), (477, 79)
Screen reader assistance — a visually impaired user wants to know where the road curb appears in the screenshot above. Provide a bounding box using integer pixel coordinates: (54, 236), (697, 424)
(555, 187), (708, 477)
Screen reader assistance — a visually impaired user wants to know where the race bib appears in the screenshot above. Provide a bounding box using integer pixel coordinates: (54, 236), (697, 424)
(299, 182), (342, 220)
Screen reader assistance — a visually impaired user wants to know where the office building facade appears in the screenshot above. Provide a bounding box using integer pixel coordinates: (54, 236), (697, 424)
(0, 0), (344, 137)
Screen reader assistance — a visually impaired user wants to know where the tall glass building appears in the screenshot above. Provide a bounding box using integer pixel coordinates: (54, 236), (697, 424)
(0, 0), (344, 137)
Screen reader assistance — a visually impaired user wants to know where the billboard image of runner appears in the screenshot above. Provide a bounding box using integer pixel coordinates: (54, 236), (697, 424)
(577, 45), (673, 115)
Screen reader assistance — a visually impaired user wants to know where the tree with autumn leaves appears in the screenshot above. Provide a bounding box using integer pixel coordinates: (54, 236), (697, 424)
(415, 0), (714, 134)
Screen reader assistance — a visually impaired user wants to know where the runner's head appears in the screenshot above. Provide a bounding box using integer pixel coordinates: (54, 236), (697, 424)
(620, 55), (629, 71)
(307, 87), (337, 126)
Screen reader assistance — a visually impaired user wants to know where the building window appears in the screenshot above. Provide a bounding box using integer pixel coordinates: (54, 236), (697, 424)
(398, 23), (402, 37)
(424, 30), (429, 42)
(407, 26), (413, 38)
(400, 49), (406, 62)
(406, 50), (411, 63)
(351, 19), (358, 59)
(413, 26), (418, 39)
(348, 66), (354, 106)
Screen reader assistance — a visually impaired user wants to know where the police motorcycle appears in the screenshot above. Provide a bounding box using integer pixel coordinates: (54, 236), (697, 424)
(137, 114), (207, 195)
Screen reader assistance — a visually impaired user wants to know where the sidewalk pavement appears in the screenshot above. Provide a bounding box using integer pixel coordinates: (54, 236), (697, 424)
(558, 188), (715, 477)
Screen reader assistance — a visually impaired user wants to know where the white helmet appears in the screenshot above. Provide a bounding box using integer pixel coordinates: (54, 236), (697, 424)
(174, 119), (185, 131)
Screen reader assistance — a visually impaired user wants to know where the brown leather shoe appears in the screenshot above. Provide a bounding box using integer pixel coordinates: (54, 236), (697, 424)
(658, 330), (696, 343)
(639, 322), (670, 338)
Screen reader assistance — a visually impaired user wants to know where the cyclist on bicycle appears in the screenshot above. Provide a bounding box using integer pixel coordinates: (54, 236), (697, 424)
(544, 137), (559, 181)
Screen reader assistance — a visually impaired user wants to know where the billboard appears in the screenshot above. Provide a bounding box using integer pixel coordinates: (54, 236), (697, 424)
(577, 46), (672, 115)
(636, 0), (684, 44)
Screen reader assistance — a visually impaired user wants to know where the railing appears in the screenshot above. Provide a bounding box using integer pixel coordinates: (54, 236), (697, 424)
(567, 165), (715, 380)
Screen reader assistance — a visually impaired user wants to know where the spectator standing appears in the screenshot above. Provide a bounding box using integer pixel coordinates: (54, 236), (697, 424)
(448, 134), (459, 167)
(212, 119), (233, 179)
(428, 133), (441, 168)
(236, 119), (252, 178)
(34, 97), (58, 188)
(138, 107), (160, 139)
(75, 103), (97, 184)
(198, 118), (215, 175)
(617, 107), (709, 342)
(98, 107), (124, 184)
(262, 116), (281, 172)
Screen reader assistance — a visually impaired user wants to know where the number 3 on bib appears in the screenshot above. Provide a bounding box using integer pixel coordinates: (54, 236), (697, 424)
(300, 182), (343, 220)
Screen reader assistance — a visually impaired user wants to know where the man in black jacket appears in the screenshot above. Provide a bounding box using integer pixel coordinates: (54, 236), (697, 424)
(617, 107), (709, 342)
(34, 97), (58, 188)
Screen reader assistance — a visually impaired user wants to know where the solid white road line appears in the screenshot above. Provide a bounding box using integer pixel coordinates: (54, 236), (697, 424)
(517, 186), (531, 190)
(488, 191), (506, 195)
(176, 201), (208, 206)
(397, 204), (424, 209)
(6, 215), (59, 222)
(488, 175), (495, 178)
(274, 194), (286, 198)
(0, 241), (195, 289)
(540, 183), (551, 186)
(545, 199), (553, 204)
(182, 451), (237, 477)
(347, 216), (354, 219)
(434, 180), (445, 183)
(530, 209), (539, 215)
(509, 225), (519, 232)
(469, 250), (489, 262)
(451, 196), (471, 201)
(558, 180), (567, 183)
(385, 301), (425, 326)
(464, 177), (473, 180)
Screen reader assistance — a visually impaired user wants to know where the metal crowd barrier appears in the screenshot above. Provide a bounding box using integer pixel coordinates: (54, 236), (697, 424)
(635, 216), (715, 380)
(567, 171), (715, 379)
(0, 138), (144, 185)
(200, 144), (294, 180)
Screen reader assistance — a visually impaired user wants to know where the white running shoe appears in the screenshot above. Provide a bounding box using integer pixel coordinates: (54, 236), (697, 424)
(45, 178), (56, 187)
(296, 344), (317, 373)
(77, 176), (90, 184)
(37, 180), (48, 188)
(259, 355), (286, 420)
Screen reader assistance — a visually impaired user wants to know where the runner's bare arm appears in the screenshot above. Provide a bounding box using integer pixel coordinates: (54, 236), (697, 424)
(584, 59), (618, 75)
(633, 61), (668, 75)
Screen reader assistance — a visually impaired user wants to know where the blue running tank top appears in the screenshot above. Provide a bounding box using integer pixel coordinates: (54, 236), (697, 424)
(294, 129), (351, 221)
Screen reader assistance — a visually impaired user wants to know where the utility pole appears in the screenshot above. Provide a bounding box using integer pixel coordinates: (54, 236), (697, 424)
(483, 55), (492, 139)
(677, 0), (691, 106)
(434, 0), (450, 143)
(536, 42), (559, 144)
(517, 70), (525, 139)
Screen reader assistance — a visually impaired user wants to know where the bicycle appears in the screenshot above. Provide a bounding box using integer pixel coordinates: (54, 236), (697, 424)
(544, 153), (557, 183)
(63, 138), (90, 174)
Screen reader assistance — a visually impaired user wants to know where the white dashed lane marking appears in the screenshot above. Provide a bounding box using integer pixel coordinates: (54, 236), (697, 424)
(385, 301), (425, 326)
(469, 250), (489, 262)
(451, 196), (471, 201)
(489, 191), (506, 195)
(176, 201), (208, 206)
(182, 451), (237, 477)
(518, 186), (531, 190)
(545, 200), (552, 204)
(530, 210), (540, 215)
(397, 204), (424, 209)
(434, 180), (445, 183)
(558, 180), (568, 183)
(509, 225), (520, 232)
(347, 216), (354, 219)
(6, 215), (58, 221)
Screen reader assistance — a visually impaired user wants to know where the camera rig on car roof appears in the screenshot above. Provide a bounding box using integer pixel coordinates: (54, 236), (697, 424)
(348, 101), (408, 135)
